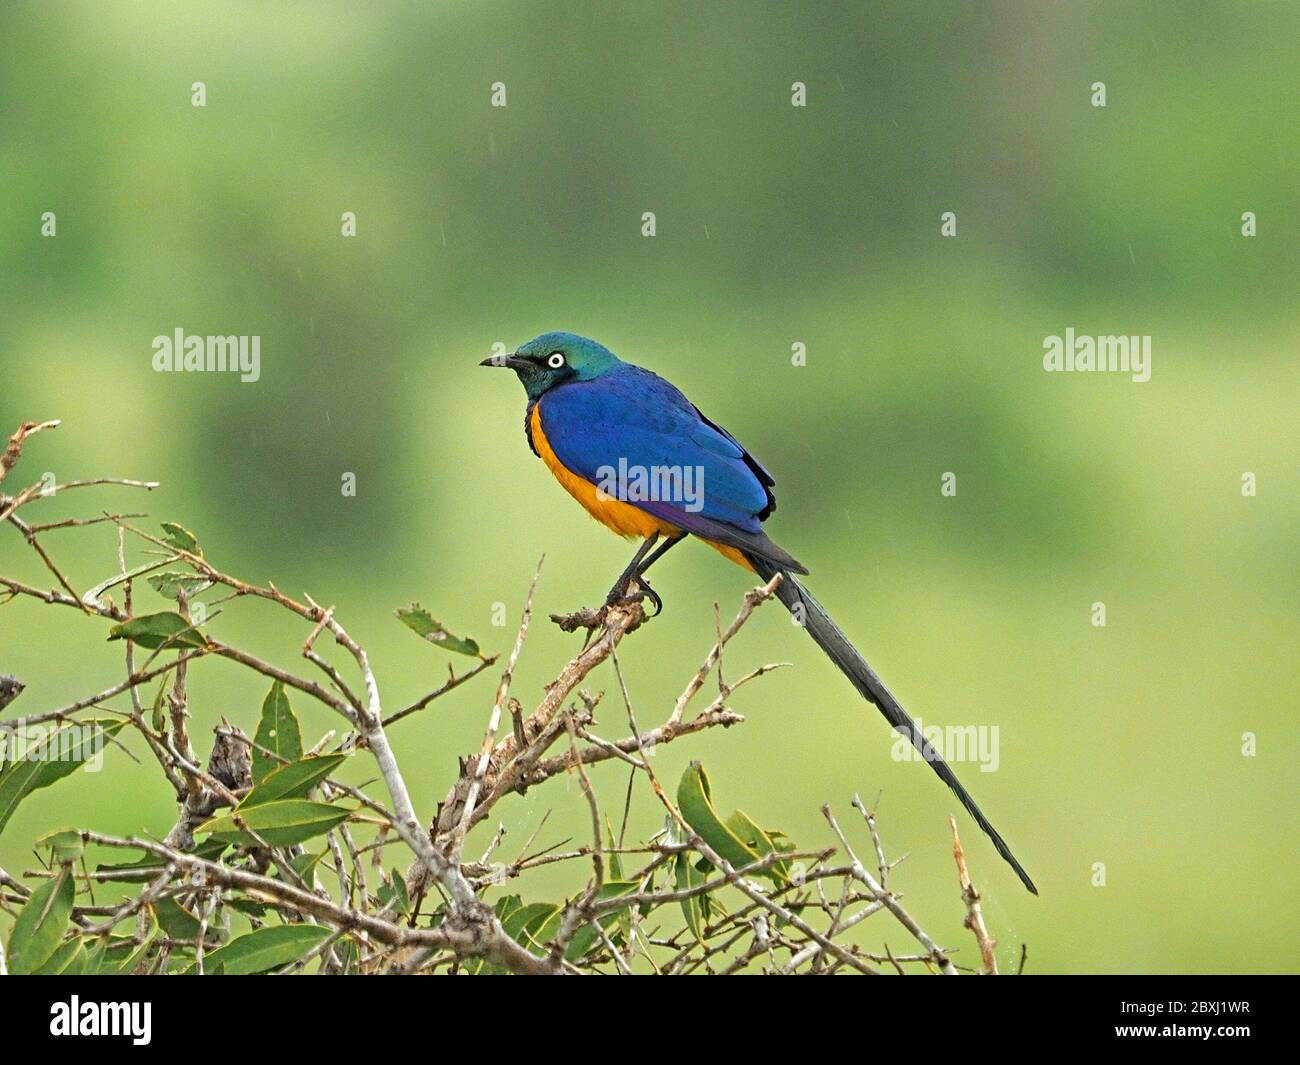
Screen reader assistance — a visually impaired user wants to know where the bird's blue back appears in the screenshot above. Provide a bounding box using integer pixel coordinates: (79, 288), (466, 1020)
(535, 363), (772, 536)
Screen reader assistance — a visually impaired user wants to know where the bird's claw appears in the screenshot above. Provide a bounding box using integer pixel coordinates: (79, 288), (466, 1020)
(604, 575), (662, 617)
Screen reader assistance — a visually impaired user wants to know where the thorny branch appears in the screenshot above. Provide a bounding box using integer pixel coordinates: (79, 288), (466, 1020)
(0, 419), (1022, 975)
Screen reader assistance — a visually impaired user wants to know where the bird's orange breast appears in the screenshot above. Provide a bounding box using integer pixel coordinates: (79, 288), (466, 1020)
(529, 402), (754, 571)
(530, 403), (682, 540)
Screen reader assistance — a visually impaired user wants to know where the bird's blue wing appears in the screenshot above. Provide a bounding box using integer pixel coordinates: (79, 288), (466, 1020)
(536, 365), (770, 534)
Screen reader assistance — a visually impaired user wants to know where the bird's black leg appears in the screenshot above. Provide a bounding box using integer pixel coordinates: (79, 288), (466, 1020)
(604, 533), (684, 616)
(628, 534), (684, 613)
(636, 533), (682, 577)
(605, 534), (659, 607)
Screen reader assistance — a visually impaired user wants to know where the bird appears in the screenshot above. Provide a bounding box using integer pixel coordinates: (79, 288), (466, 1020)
(481, 331), (1037, 894)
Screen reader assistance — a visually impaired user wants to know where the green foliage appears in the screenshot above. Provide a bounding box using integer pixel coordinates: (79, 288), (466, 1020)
(396, 604), (482, 657)
(149, 896), (205, 941)
(251, 681), (302, 782)
(7, 866), (75, 974)
(196, 799), (353, 848)
(159, 522), (202, 556)
(677, 762), (790, 884)
(0, 441), (960, 974)
(187, 925), (332, 975)
(147, 571), (212, 600)
(96, 839), (228, 882)
(0, 720), (127, 834)
(34, 829), (84, 864)
(241, 754), (347, 807)
(107, 612), (206, 650)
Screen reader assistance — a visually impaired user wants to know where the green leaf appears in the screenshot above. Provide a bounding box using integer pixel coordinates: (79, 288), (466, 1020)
(0, 720), (127, 835)
(494, 895), (523, 922)
(395, 604), (481, 657)
(605, 816), (623, 880)
(377, 867), (411, 918)
(7, 866), (75, 974)
(160, 521), (202, 556)
(150, 676), (169, 733)
(275, 849), (328, 883)
(226, 897), (270, 919)
(96, 838), (226, 880)
(331, 938), (359, 975)
(187, 924), (332, 975)
(148, 571), (212, 600)
(35, 828), (84, 864)
(86, 932), (154, 975)
(196, 799), (352, 847)
(564, 880), (641, 961)
(240, 754), (345, 808)
(676, 762), (763, 872)
(108, 611), (206, 650)
(34, 936), (85, 975)
(82, 560), (171, 607)
(149, 896), (204, 940)
(724, 809), (791, 884)
(501, 902), (561, 951)
(251, 681), (302, 783)
(675, 852), (707, 942)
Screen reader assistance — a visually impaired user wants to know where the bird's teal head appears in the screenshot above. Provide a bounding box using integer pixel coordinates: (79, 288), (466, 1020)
(479, 331), (621, 401)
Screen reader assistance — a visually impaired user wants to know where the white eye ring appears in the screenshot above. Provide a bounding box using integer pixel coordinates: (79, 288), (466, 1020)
(546, 352), (565, 369)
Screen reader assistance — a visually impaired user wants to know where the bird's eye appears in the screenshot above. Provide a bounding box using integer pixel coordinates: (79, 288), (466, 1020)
(546, 352), (565, 369)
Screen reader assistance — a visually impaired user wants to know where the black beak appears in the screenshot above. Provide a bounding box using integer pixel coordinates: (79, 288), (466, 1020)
(479, 354), (529, 370)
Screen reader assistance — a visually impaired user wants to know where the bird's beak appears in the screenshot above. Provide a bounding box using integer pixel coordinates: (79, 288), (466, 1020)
(479, 353), (529, 370)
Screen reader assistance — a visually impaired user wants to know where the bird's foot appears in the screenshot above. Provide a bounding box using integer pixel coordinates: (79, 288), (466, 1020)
(603, 574), (662, 616)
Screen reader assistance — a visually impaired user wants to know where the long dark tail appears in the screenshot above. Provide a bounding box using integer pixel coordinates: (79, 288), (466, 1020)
(745, 554), (1038, 895)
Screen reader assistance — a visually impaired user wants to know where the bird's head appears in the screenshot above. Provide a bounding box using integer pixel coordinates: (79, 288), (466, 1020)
(480, 331), (620, 400)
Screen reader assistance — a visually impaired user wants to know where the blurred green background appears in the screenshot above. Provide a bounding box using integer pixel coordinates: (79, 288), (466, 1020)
(1, 1), (1296, 973)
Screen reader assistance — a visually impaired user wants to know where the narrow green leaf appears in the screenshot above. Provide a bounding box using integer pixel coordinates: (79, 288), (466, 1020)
(86, 933), (153, 976)
(150, 676), (169, 733)
(676, 762), (763, 872)
(7, 866), (75, 974)
(501, 902), (561, 950)
(564, 880), (641, 961)
(240, 754), (345, 808)
(160, 521), (202, 556)
(0, 720), (127, 835)
(196, 799), (352, 847)
(395, 604), (481, 657)
(605, 815), (623, 881)
(82, 560), (171, 607)
(150, 896), (203, 940)
(35, 828), (84, 864)
(675, 852), (707, 942)
(34, 936), (85, 975)
(377, 867), (411, 918)
(108, 611), (206, 650)
(187, 924), (331, 975)
(148, 571), (212, 600)
(494, 895), (523, 923)
(724, 809), (791, 884)
(96, 838), (226, 880)
(275, 849), (328, 883)
(251, 681), (302, 783)
(226, 897), (269, 919)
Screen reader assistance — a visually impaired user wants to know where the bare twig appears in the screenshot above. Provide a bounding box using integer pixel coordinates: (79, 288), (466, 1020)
(950, 816), (997, 975)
